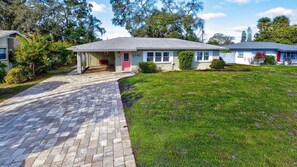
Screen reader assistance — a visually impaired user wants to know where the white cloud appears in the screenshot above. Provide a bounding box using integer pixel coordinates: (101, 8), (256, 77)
(257, 7), (293, 17)
(89, 1), (106, 13)
(199, 12), (226, 20)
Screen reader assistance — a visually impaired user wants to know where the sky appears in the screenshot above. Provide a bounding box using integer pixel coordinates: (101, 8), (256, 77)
(88, 0), (297, 42)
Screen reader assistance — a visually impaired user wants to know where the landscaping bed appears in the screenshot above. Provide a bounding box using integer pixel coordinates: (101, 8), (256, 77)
(119, 65), (297, 166)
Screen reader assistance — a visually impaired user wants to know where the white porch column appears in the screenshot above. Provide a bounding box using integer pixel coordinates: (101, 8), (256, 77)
(77, 53), (82, 74)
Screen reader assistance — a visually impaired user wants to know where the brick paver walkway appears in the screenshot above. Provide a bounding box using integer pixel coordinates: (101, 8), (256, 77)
(0, 71), (136, 167)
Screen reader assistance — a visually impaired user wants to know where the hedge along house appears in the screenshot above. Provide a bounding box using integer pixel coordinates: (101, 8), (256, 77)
(0, 30), (25, 71)
(69, 37), (226, 74)
(221, 42), (297, 65)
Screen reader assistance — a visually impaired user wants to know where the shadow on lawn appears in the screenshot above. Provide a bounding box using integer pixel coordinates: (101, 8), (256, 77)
(118, 80), (143, 108)
(0, 79), (121, 166)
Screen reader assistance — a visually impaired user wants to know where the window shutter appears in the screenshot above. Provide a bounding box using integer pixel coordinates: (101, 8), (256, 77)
(143, 51), (147, 62)
(194, 51), (197, 62)
(169, 51), (174, 62)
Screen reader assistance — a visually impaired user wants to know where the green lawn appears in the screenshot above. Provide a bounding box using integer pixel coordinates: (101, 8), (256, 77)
(119, 65), (297, 167)
(0, 65), (74, 103)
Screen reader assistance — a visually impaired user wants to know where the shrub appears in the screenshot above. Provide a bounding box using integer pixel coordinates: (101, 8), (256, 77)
(0, 62), (7, 83)
(210, 59), (225, 69)
(254, 52), (266, 64)
(264, 55), (276, 65)
(5, 66), (30, 84)
(178, 51), (194, 70)
(139, 62), (157, 73)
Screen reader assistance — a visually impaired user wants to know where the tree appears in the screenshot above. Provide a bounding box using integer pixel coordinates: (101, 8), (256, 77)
(207, 33), (234, 45)
(1, 0), (105, 45)
(241, 31), (247, 42)
(254, 15), (297, 44)
(247, 27), (252, 42)
(110, 0), (205, 41)
(15, 33), (52, 76)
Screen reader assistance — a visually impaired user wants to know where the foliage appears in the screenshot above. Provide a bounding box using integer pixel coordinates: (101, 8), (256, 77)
(0, 0), (105, 45)
(15, 33), (52, 76)
(221, 49), (233, 53)
(5, 66), (30, 84)
(254, 52), (266, 64)
(264, 55), (276, 65)
(241, 31), (247, 42)
(13, 33), (74, 81)
(254, 15), (297, 44)
(120, 65), (297, 166)
(207, 33), (234, 45)
(210, 59), (225, 69)
(178, 51), (194, 70)
(111, 0), (204, 41)
(0, 62), (7, 83)
(138, 62), (157, 73)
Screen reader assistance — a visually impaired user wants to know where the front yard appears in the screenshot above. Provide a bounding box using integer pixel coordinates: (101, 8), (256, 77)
(120, 65), (297, 166)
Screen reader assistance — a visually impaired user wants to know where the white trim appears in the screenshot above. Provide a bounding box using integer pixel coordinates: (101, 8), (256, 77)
(195, 51), (213, 62)
(144, 51), (173, 63)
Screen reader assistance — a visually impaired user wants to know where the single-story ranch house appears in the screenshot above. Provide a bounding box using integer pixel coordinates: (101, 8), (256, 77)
(0, 30), (25, 71)
(221, 42), (297, 65)
(69, 37), (226, 73)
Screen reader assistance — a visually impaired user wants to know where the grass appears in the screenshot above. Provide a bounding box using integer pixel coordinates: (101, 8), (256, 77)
(0, 65), (74, 103)
(119, 65), (297, 167)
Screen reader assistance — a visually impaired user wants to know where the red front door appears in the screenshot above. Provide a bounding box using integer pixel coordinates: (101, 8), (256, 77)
(122, 52), (131, 72)
(276, 52), (281, 62)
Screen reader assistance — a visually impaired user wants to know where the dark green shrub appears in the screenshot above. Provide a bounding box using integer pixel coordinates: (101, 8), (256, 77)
(264, 55), (276, 65)
(0, 62), (6, 83)
(139, 62), (157, 73)
(210, 59), (225, 69)
(178, 51), (194, 70)
(5, 66), (30, 84)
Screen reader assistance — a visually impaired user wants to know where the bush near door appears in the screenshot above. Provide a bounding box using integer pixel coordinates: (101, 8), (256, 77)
(210, 59), (226, 69)
(264, 55), (276, 65)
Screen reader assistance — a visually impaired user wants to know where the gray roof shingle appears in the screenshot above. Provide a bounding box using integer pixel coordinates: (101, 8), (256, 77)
(226, 42), (297, 51)
(69, 37), (226, 52)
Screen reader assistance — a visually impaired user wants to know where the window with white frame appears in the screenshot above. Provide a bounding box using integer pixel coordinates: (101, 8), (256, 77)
(238, 51), (244, 58)
(196, 51), (211, 62)
(0, 49), (5, 60)
(147, 52), (154, 62)
(146, 51), (170, 62)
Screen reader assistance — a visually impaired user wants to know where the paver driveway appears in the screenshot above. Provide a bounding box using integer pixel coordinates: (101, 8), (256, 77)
(0, 72), (136, 167)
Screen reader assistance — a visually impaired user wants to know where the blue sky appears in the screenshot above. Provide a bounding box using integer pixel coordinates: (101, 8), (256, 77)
(89, 0), (297, 42)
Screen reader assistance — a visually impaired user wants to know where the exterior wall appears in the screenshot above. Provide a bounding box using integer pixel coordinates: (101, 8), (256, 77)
(115, 52), (122, 73)
(233, 50), (278, 65)
(116, 50), (220, 73)
(88, 52), (115, 66)
(192, 51), (219, 70)
(220, 52), (236, 64)
(0, 37), (9, 71)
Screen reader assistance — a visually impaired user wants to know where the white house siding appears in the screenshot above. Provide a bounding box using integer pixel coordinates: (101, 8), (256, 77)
(220, 52), (236, 64)
(231, 50), (278, 65)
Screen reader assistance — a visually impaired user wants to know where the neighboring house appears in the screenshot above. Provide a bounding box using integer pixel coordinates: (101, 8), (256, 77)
(0, 30), (25, 71)
(69, 37), (226, 74)
(221, 42), (297, 65)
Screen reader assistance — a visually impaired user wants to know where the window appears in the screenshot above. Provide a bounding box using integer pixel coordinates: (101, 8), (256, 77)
(238, 52), (244, 58)
(0, 49), (5, 59)
(196, 51), (211, 62)
(155, 52), (162, 62)
(204, 52), (209, 60)
(124, 53), (129, 61)
(147, 52), (154, 62)
(197, 52), (203, 61)
(163, 52), (169, 62)
(146, 51), (171, 62)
